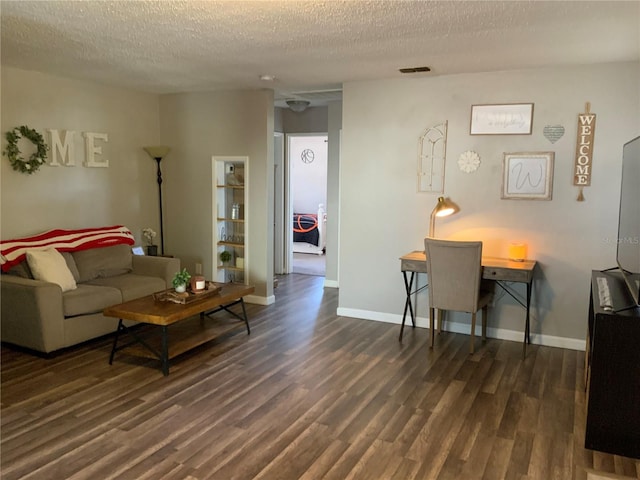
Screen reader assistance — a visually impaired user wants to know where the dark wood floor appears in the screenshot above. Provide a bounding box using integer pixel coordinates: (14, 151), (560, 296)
(2, 274), (639, 480)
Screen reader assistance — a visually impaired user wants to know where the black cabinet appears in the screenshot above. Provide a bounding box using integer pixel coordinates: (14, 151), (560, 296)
(585, 270), (640, 459)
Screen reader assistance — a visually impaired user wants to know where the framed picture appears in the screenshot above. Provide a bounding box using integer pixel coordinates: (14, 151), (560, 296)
(470, 103), (534, 135)
(502, 152), (554, 200)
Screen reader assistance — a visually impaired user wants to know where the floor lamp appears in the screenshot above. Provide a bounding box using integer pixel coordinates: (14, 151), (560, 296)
(143, 146), (171, 255)
(429, 196), (458, 238)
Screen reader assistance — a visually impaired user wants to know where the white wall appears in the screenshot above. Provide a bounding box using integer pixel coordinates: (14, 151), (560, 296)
(281, 107), (328, 133)
(1, 67), (161, 244)
(159, 90), (274, 302)
(338, 62), (640, 348)
(289, 134), (327, 214)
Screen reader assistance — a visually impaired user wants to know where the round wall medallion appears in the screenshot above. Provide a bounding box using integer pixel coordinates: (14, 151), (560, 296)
(301, 148), (315, 164)
(458, 150), (480, 173)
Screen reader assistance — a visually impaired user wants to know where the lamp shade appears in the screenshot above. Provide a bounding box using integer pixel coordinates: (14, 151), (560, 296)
(432, 196), (456, 218)
(143, 146), (171, 159)
(429, 196), (458, 237)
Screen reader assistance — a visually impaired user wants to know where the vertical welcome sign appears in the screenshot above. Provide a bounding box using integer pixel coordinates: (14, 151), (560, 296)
(573, 102), (596, 201)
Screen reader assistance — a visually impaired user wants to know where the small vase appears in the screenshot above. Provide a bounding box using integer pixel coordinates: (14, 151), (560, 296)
(175, 284), (187, 293)
(147, 245), (158, 256)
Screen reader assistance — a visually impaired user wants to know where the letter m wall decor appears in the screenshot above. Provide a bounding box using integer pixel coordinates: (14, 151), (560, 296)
(573, 102), (596, 201)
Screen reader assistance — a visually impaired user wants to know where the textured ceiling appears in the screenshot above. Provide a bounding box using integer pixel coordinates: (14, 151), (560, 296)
(1, 0), (639, 106)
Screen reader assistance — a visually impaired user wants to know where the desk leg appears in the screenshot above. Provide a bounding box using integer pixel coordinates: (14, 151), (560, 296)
(161, 326), (169, 376)
(400, 271), (416, 341)
(523, 281), (532, 358)
(109, 319), (123, 365)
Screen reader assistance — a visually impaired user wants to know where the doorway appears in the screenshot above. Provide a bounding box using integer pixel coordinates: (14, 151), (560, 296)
(286, 133), (328, 276)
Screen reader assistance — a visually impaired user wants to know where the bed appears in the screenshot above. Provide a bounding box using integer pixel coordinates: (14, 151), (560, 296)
(293, 204), (326, 255)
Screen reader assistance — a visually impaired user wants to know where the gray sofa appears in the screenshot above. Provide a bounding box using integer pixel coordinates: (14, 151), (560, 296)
(1, 244), (180, 353)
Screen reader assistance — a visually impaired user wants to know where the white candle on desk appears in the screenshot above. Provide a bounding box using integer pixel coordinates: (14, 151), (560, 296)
(508, 243), (527, 262)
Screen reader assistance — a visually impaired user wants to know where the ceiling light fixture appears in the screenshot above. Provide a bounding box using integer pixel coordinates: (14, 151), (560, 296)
(259, 74), (275, 81)
(286, 100), (310, 112)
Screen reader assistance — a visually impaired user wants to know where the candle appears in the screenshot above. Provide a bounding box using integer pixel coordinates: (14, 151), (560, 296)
(190, 275), (206, 292)
(508, 243), (527, 262)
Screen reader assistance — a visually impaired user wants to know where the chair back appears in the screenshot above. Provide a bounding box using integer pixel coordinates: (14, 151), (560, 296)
(424, 238), (483, 313)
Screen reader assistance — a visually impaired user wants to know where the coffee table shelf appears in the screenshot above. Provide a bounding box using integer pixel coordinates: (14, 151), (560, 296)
(104, 282), (254, 375)
(123, 316), (243, 361)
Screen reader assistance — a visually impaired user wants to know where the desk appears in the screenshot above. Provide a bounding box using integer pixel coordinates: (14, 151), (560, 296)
(399, 251), (536, 355)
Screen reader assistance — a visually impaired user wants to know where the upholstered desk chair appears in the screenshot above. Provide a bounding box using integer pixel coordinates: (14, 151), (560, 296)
(424, 238), (494, 354)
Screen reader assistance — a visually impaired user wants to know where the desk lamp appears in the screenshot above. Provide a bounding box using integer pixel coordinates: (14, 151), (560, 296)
(429, 196), (458, 238)
(143, 146), (171, 255)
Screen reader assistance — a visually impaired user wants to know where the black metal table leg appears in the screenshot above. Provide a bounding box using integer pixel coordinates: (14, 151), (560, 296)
(161, 326), (169, 376)
(523, 281), (532, 358)
(109, 319), (124, 365)
(399, 271), (416, 341)
(204, 298), (251, 335)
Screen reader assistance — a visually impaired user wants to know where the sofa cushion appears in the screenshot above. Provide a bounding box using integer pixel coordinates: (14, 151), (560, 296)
(26, 248), (77, 292)
(61, 252), (80, 282)
(73, 244), (133, 282)
(62, 284), (123, 317)
(85, 274), (166, 302)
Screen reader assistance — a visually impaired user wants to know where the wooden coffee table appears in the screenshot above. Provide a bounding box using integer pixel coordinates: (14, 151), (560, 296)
(104, 282), (254, 375)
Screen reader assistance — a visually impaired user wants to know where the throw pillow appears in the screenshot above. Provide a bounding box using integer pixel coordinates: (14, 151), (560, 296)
(26, 248), (77, 292)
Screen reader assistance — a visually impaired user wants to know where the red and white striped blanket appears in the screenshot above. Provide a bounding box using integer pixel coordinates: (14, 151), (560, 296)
(0, 226), (135, 271)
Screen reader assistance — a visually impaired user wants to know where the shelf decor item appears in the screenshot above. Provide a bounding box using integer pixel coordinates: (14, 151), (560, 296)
(142, 227), (157, 256)
(190, 275), (206, 292)
(470, 103), (533, 135)
(219, 251), (232, 265)
(172, 268), (191, 293)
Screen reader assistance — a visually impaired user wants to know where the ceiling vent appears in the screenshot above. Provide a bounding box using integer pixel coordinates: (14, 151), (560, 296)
(399, 66), (431, 74)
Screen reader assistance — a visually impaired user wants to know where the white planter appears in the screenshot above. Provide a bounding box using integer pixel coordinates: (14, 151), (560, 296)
(175, 284), (187, 293)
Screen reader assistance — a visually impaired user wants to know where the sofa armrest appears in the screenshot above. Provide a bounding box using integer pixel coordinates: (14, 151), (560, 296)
(131, 256), (181, 288)
(0, 275), (65, 353)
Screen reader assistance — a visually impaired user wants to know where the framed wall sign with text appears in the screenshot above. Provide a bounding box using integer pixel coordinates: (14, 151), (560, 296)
(470, 103), (534, 135)
(502, 152), (554, 200)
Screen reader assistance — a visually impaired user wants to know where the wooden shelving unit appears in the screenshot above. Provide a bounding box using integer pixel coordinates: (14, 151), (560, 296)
(213, 157), (248, 284)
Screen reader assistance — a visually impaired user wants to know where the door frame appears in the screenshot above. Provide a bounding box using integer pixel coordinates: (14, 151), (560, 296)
(284, 132), (328, 273)
(273, 132), (285, 274)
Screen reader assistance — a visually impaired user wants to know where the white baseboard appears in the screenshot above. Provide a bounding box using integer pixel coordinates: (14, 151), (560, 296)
(324, 279), (339, 288)
(245, 294), (275, 306)
(336, 307), (586, 351)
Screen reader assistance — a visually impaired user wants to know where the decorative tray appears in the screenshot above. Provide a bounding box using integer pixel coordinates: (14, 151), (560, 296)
(153, 282), (221, 304)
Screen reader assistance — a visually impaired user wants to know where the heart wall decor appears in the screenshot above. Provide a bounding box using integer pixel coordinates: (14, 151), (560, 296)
(543, 124), (565, 144)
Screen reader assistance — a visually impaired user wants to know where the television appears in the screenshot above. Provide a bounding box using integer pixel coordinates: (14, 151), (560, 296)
(615, 135), (640, 309)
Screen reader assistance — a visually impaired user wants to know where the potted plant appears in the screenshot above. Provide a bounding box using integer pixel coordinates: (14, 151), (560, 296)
(172, 268), (191, 293)
(219, 250), (232, 265)
(142, 227), (157, 256)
